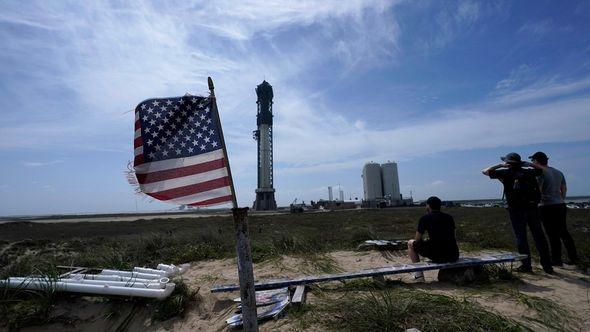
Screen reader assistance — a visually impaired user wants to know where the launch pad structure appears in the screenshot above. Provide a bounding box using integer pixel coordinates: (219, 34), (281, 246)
(252, 81), (277, 210)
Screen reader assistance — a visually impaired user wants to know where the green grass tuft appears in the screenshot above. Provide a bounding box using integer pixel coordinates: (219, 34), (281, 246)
(151, 279), (200, 322)
(320, 288), (523, 332)
(511, 290), (578, 331)
(0, 269), (61, 330)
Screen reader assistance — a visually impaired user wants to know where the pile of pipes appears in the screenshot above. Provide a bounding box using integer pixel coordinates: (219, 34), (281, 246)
(0, 263), (189, 300)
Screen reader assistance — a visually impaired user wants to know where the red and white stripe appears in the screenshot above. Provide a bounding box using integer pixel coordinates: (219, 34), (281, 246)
(133, 112), (233, 207)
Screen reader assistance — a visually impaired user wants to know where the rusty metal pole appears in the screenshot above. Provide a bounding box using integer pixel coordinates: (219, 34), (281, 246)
(208, 77), (258, 331)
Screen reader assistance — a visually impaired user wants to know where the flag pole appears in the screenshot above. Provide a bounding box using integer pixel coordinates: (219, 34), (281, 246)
(207, 77), (238, 208)
(208, 77), (258, 332)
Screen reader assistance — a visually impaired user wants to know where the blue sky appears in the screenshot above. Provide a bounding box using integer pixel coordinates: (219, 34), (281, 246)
(1, 0), (589, 216)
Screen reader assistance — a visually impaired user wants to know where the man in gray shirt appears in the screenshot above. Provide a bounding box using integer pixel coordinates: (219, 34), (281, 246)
(529, 151), (578, 266)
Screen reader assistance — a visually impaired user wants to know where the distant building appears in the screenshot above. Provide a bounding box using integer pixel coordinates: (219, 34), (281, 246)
(361, 161), (409, 208)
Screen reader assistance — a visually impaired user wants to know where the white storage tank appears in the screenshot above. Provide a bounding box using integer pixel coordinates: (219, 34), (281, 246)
(381, 161), (401, 203)
(362, 162), (383, 200)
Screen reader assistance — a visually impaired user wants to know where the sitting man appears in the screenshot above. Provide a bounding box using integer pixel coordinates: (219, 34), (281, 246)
(408, 196), (459, 281)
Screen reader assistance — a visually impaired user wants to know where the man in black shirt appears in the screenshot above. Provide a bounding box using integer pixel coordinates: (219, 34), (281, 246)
(408, 196), (459, 281)
(482, 152), (553, 274)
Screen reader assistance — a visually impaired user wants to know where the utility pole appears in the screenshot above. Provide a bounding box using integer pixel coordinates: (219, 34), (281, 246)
(209, 77), (258, 332)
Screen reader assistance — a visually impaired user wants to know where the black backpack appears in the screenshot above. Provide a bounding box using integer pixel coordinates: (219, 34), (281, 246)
(510, 168), (541, 205)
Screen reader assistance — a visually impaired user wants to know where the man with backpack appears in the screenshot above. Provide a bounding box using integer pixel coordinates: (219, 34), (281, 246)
(482, 152), (554, 274)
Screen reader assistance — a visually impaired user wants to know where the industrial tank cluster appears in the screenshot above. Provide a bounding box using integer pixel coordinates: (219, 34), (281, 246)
(362, 161), (402, 207)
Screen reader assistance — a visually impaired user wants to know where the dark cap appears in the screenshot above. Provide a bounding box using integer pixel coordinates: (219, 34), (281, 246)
(426, 196), (442, 210)
(529, 151), (548, 163)
(501, 152), (523, 165)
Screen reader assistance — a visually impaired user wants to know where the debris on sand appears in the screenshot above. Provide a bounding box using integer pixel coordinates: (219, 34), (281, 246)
(226, 287), (290, 327)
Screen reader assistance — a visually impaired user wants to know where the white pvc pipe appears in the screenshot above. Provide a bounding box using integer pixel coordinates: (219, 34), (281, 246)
(71, 275), (169, 287)
(7, 277), (169, 289)
(70, 274), (159, 283)
(177, 263), (190, 275)
(157, 263), (190, 276)
(100, 269), (162, 279)
(133, 267), (169, 276)
(1, 279), (175, 299)
(60, 278), (167, 289)
(157, 263), (177, 274)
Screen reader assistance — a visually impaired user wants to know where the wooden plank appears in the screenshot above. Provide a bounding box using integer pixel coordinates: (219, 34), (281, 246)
(291, 285), (306, 306)
(211, 253), (526, 293)
(231, 207), (258, 332)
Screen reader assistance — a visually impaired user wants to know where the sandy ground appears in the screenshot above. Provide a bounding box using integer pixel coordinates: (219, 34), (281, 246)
(17, 250), (590, 332)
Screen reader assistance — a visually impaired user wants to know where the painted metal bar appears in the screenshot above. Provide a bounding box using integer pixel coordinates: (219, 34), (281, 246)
(211, 253), (526, 293)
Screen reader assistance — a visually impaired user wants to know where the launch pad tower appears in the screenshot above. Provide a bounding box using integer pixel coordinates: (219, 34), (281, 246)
(252, 81), (277, 210)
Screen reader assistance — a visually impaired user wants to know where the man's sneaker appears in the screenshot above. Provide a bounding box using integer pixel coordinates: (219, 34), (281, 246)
(515, 265), (533, 273)
(411, 271), (425, 282)
(543, 266), (555, 274)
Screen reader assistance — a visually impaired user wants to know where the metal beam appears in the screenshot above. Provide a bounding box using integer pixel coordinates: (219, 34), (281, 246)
(211, 253), (526, 293)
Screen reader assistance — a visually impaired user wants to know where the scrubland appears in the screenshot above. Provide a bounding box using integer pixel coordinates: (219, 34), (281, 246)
(1, 207), (588, 331)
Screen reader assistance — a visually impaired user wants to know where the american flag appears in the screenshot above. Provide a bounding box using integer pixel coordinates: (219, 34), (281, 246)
(133, 95), (233, 207)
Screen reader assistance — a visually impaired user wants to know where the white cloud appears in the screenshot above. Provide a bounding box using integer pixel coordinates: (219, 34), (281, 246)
(354, 120), (366, 130)
(272, 78), (590, 174)
(457, 0), (480, 22)
(23, 160), (64, 167)
(493, 64), (536, 92)
(1, 1), (589, 210)
(431, 180), (444, 186)
(41, 184), (55, 192)
(0, 121), (127, 152)
(494, 77), (590, 105)
(0, 0), (402, 154)
(191, 0), (398, 40)
(431, 0), (480, 49)
(518, 19), (553, 36)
